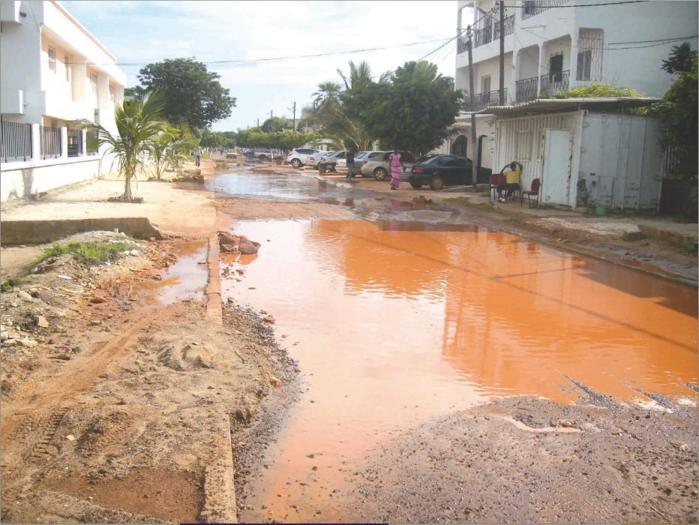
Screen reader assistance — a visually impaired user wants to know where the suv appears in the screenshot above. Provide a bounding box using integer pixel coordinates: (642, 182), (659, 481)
(360, 151), (417, 181)
(317, 151), (346, 173)
(286, 148), (321, 168)
(253, 148), (273, 160)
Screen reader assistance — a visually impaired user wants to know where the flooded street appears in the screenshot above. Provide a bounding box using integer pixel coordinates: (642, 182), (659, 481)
(220, 215), (698, 522)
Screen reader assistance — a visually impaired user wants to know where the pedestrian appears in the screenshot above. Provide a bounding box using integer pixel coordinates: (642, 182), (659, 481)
(346, 149), (355, 181)
(389, 148), (403, 190)
(194, 145), (202, 167)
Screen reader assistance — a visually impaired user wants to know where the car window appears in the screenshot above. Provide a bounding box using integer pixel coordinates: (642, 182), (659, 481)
(400, 152), (415, 162)
(337, 151), (346, 158)
(369, 152), (384, 159)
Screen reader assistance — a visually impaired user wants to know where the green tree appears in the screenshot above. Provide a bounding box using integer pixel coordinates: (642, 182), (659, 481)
(96, 92), (165, 201)
(261, 116), (293, 132)
(362, 61), (462, 156)
(132, 58), (235, 131)
(654, 53), (698, 181)
(662, 43), (697, 75)
(312, 82), (342, 109)
(150, 126), (179, 180)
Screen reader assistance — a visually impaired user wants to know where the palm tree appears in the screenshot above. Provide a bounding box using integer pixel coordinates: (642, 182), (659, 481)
(312, 81), (341, 109)
(96, 92), (164, 201)
(150, 126), (178, 180)
(337, 60), (373, 91)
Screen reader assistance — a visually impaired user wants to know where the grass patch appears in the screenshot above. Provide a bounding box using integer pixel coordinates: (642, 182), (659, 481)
(33, 241), (133, 268)
(1, 277), (17, 292)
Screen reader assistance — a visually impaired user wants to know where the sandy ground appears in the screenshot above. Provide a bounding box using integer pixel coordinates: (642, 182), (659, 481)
(0, 232), (299, 523)
(347, 397), (698, 524)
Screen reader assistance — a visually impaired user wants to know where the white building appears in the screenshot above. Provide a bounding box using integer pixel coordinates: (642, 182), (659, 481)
(0, 0), (126, 201)
(446, 0), (698, 175)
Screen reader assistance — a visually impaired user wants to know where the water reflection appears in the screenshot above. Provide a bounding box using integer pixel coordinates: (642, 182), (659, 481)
(228, 219), (697, 522)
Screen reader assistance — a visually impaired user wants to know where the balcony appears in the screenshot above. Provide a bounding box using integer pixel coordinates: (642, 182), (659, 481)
(464, 89), (508, 112)
(514, 70), (571, 103)
(457, 14), (514, 53)
(515, 76), (538, 103)
(522, 0), (571, 20)
(540, 70), (570, 97)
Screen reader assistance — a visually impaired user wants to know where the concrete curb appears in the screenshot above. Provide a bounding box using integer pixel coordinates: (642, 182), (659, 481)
(200, 413), (237, 523)
(0, 217), (163, 246)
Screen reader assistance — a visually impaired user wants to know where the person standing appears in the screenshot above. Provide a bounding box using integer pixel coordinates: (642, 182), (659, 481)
(389, 149), (403, 190)
(194, 145), (202, 167)
(345, 149), (355, 181)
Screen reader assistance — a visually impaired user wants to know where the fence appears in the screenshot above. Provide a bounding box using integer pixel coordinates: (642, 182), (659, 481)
(0, 121), (33, 162)
(41, 126), (62, 159)
(67, 128), (83, 157)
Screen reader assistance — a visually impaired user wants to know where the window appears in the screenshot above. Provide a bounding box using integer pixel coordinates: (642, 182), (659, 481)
(577, 50), (592, 81)
(64, 56), (71, 82)
(480, 75), (491, 94)
(523, 1), (536, 15)
(48, 47), (56, 72)
(515, 130), (533, 161)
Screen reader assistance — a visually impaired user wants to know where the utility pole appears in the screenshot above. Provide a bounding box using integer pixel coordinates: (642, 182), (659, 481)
(270, 110), (273, 121)
(467, 25), (478, 188)
(292, 101), (297, 131)
(256, 118), (260, 128)
(499, 0), (505, 105)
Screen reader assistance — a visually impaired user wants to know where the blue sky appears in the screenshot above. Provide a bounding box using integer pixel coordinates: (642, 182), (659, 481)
(63, 1), (458, 131)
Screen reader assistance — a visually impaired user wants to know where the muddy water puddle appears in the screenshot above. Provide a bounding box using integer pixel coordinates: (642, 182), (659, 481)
(137, 240), (208, 305)
(223, 219), (698, 522)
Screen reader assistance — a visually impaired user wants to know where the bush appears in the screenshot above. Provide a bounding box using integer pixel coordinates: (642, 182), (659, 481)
(551, 83), (642, 99)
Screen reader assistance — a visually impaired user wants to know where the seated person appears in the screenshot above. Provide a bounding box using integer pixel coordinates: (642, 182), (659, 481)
(499, 162), (522, 201)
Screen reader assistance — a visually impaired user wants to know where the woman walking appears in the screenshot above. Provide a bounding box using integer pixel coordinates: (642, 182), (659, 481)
(389, 149), (402, 190)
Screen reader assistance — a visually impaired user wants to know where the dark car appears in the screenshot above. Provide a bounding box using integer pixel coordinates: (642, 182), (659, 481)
(409, 154), (492, 190)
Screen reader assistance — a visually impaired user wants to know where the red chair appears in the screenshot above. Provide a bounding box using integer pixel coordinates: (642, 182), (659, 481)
(489, 173), (506, 201)
(521, 178), (541, 207)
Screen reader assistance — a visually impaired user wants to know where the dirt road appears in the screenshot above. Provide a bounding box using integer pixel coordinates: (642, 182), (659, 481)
(1, 162), (696, 523)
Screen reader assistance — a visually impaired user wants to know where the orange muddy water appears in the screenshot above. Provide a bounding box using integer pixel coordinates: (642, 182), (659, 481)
(223, 219), (697, 522)
(138, 241), (208, 305)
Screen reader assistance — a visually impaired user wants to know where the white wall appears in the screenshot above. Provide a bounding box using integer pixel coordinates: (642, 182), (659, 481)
(1, 155), (108, 201)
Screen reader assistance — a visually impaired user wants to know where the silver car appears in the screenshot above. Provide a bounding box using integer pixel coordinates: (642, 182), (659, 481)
(360, 151), (417, 181)
(286, 148), (321, 168)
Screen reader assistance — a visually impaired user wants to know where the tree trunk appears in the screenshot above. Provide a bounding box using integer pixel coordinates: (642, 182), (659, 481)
(123, 170), (133, 201)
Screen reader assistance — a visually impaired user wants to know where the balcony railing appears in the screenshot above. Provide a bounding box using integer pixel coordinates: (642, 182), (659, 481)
(515, 76), (539, 103)
(493, 15), (515, 40)
(41, 126), (62, 159)
(522, 0), (571, 20)
(540, 70), (570, 97)
(0, 121), (33, 162)
(464, 89), (508, 112)
(457, 14), (514, 53)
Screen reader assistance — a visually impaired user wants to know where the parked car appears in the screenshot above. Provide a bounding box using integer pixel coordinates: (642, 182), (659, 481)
(318, 150), (346, 172)
(360, 151), (417, 181)
(286, 148), (321, 168)
(253, 148), (273, 160)
(409, 154), (492, 190)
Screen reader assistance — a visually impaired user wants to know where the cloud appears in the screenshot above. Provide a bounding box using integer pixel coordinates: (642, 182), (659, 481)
(61, 1), (457, 130)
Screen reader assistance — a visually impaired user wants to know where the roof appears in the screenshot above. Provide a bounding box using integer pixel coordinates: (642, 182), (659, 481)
(477, 97), (659, 118)
(53, 1), (117, 61)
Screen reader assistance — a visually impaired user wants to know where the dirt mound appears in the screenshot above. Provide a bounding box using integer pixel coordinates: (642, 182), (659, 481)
(218, 231), (260, 254)
(157, 342), (215, 371)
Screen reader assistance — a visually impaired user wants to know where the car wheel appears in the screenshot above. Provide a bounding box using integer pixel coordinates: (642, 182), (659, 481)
(430, 175), (444, 190)
(410, 182), (422, 189)
(291, 159), (302, 169)
(374, 167), (388, 181)
(331, 165), (337, 173)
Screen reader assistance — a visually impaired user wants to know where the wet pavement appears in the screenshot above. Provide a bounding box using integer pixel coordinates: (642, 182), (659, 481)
(208, 170), (373, 202)
(220, 217), (698, 522)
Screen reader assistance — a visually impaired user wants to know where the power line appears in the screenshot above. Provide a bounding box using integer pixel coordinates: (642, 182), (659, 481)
(502, 0), (647, 7)
(67, 35), (457, 68)
(607, 35), (699, 45)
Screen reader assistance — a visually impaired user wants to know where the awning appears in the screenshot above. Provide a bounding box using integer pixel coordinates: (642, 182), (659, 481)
(476, 97), (659, 118)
